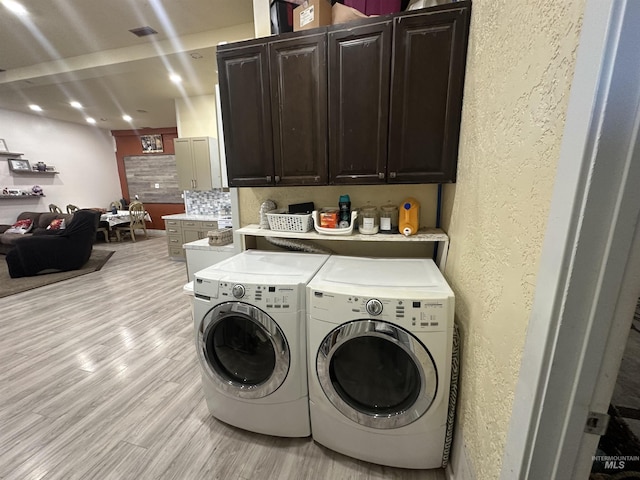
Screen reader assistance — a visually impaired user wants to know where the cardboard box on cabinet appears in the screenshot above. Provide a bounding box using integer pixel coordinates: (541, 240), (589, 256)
(293, 0), (333, 31)
(344, 0), (401, 15)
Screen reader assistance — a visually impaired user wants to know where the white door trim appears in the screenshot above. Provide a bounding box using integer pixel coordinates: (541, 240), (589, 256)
(501, 0), (640, 478)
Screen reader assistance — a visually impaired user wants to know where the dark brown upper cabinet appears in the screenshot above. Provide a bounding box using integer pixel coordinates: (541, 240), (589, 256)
(269, 33), (328, 186)
(217, 32), (327, 187)
(217, 42), (274, 187)
(216, 1), (471, 187)
(388, 4), (470, 183)
(328, 21), (392, 185)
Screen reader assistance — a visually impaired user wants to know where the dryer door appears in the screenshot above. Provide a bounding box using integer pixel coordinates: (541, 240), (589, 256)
(198, 301), (290, 399)
(317, 319), (437, 429)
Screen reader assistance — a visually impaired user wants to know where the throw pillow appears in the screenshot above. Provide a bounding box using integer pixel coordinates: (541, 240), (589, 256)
(6, 218), (34, 234)
(46, 218), (66, 230)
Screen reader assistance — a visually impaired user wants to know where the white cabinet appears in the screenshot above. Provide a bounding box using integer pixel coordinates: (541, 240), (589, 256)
(174, 137), (223, 190)
(185, 240), (236, 281)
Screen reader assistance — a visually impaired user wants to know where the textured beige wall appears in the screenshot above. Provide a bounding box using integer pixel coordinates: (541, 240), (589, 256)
(238, 184), (439, 257)
(442, 1), (585, 478)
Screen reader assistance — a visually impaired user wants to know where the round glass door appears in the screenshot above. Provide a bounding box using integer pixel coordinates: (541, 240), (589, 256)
(198, 302), (289, 399)
(317, 320), (437, 429)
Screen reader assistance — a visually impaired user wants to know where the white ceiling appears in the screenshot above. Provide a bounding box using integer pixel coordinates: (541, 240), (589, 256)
(0, 0), (256, 131)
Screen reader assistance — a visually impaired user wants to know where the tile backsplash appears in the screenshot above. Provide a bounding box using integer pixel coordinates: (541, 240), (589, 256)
(184, 189), (231, 216)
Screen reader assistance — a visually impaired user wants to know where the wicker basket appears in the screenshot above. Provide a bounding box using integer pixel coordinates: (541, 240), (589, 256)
(266, 209), (313, 232)
(207, 228), (233, 246)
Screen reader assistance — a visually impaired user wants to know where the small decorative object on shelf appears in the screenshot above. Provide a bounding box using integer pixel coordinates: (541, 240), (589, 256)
(32, 185), (44, 196)
(0, 139), (8, 152)
(8, 158), (30, 172)
(34, 161), (47, 171)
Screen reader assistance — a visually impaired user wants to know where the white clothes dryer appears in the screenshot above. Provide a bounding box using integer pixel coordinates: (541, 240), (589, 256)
(193, 250), (329, 437)
(306, 256), (455, 469)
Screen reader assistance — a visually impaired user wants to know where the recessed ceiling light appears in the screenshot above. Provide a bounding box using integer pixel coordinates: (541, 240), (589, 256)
(169, 73), (182, 84)
(190, 52), (203, 60)
(2, 0), (28, 16)
(122, 114), (132, 122)
(70, 101), (83, 109)
(29, 104), (42, 112)
(86, 117), (96, 124)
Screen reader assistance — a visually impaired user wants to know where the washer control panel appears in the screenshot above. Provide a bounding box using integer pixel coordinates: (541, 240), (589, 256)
(217, 282), (300, 311)
(309, 290), (451, 331)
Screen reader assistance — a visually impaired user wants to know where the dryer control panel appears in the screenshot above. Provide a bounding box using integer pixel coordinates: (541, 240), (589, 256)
(308, 290), (452, 332)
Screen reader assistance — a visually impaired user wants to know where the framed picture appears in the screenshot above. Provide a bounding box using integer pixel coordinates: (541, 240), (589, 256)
(141, 134), (163, 153)
(8, 158), (31, 172)
(0, 139), (8, 152)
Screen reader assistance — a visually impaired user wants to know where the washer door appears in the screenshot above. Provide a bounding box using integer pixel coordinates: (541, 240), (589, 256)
(198, 301), (290, 399)
(317, 319), (437, 429)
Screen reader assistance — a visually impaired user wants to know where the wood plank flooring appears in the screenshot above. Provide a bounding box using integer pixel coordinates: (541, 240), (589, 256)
(0, 235), (445, 480)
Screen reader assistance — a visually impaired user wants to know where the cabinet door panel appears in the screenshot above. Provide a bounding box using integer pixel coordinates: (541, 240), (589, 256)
(328, 21), (391, 185)
(269, 33), (328, 186)
(191, 138), (213, 191)
(389, 6), (470, 183)
(174, 138), (194, 190)
(217, 43), (274, 186)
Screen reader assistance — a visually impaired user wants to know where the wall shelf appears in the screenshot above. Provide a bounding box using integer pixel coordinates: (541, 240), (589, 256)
(0, 151), (24, 157)
(0, 195), (45, 199)
(235, 224), (450, 270)
(11, 170), (59, 175)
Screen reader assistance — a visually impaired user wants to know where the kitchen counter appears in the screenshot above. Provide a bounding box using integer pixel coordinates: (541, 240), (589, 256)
(162, 213), (222, 221)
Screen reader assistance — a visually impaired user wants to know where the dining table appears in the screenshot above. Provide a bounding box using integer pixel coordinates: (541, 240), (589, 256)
(100, 210), (152, 227)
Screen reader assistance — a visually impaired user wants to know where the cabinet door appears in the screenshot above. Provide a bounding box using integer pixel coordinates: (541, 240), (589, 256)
(328, 21), (392, 185)
(217, 42), (274, 186)
(388, 4), (470, 183)
(174, 138), (194, 190)
(191, 138), (213, 191)
(182, 220), (204, 243)
(269, 33), (328, 186)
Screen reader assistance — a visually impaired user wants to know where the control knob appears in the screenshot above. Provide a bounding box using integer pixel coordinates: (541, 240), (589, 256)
(366, 298), (383, 316)
(232, 284), (246, 299)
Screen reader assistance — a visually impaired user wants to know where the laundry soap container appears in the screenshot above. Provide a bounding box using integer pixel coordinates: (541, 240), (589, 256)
(399, 198), (420, 236)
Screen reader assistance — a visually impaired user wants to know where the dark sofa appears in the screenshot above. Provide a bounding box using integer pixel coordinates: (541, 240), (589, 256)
(6, 209), (100, 278)
(0, 211), (75, 255)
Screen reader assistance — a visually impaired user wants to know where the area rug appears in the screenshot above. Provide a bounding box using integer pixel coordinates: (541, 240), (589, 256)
(0, 249), (114, 298)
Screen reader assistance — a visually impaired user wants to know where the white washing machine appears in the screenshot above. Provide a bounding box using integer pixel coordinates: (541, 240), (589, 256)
(306, 256), (455, 469)
(193, 250), (329, 437)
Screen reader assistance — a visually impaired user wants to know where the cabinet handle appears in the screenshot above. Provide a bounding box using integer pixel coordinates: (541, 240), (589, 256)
(389, 172), (397, 179)
(378, 172), (385, 179)
(266, 176), (272, 182)
(275, 176), (280, 183)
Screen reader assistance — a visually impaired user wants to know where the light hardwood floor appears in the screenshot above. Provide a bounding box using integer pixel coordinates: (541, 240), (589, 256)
(0, 235), (445, 480)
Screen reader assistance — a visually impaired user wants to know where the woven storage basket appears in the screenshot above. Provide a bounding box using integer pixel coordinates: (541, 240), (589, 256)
(266, 209), (313, 232)
(207, 228), (233, 246)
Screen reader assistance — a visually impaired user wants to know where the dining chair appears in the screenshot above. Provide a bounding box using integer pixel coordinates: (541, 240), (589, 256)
(114, 201), (148, 242)
(109, 200), (123, 211)
(66, 204), (79, 214)
(49, 204), (62, 213)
